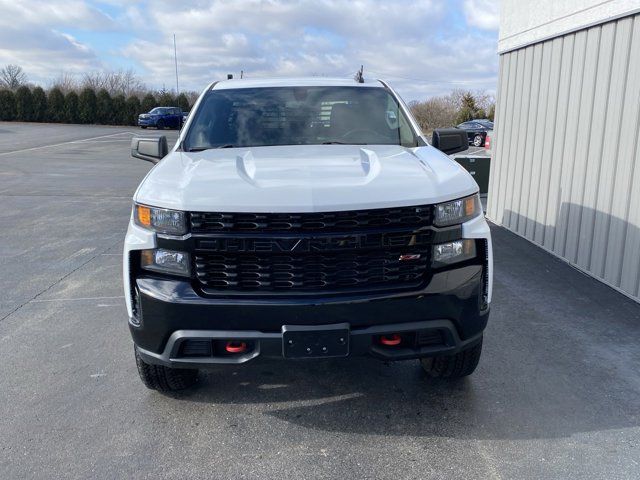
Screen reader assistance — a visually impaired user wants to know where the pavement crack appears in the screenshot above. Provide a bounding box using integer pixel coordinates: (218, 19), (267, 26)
(0, 239), (123, 324)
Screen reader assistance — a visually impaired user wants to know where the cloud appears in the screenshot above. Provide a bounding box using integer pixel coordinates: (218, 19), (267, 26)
(0, 0), (501, 101)
(0, 0), (113, 83)
(121, 0), (500, 100)
(463, 0), (500, 30)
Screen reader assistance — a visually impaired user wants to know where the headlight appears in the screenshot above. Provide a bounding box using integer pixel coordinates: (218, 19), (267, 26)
(434, 194), (481, 227)
(141, 249), (190, 277)
(432, 239), (476, 267)
(134, 204), (187, 235)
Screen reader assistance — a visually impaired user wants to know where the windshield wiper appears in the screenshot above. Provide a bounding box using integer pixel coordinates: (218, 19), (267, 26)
(322, 141), (369, 145)
(187, 144), (234, 152)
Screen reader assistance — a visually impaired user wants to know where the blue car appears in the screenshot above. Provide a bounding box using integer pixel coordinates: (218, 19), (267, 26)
(138, 107), (183, 129)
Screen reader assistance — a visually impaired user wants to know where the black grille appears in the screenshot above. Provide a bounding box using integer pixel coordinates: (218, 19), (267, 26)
(195, 249), (429, 293)
(416, 330), (444, 346)
(190, 205), (433, 233)
(178, 339), (212, 357)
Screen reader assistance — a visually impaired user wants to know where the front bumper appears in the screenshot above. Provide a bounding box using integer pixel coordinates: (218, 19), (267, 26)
(137, 117), (156, 127)
(136, 318), (485, 368)
(130, 262), (488, 367)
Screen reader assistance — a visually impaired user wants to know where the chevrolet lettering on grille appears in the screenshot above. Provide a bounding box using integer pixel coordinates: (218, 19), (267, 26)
(196, 232), (432, 253)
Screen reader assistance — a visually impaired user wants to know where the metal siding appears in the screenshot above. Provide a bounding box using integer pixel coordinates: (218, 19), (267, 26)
(615, 17), (640, 294)
(543, 34), (573, 251)
(486, 54), (509, 221)
(538, 38), (573, 248)
(526, 41), (552, 241)
(512, 45), (536, 234)
(487, 13), (640, 302)
(503, 49), (527, 231)
(554, 29), (587, 257)
(577, 22), (615, 271)
(539, 38), (565, 248)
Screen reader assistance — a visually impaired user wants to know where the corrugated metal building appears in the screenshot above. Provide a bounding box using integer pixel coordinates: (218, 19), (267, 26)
(488, 0), (640, 302)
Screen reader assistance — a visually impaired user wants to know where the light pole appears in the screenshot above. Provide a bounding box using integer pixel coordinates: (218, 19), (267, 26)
(173, 34), (179, 94)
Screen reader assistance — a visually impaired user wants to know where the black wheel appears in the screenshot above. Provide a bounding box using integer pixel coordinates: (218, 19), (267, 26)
(134, 347), (198, 392)
(472, 134), (483, 147)
(420, 337), (483, 379)
(156, 119), (165, 130)
(140, 126), (147, 129)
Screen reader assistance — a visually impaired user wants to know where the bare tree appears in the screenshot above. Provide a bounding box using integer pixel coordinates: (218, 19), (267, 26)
(0, 64), (28, 90)
(82, 69), (146, 97)
(82, 71), (107, 92)
(410, 88), (496, 134)
(409, 96), (458, 135)
(50, 72), (80, 94)
(472, 90), (495, 115)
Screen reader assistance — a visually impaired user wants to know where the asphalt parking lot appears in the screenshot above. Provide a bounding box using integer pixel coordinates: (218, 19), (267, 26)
(1, 122), (639, 479)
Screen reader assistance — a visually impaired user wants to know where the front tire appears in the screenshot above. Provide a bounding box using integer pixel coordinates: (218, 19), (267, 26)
(134, 347), (198, 392)
(473, 134), (483, 147)
(140, 126), (147, 129)
(420, 337), (483, 379)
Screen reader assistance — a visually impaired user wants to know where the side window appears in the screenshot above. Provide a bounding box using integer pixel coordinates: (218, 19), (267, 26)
(397, 110), (415, 147)
(385, 95), (415, 147)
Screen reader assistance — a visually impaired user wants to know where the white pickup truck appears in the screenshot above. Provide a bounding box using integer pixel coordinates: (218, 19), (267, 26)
(124, 77), (493, 391)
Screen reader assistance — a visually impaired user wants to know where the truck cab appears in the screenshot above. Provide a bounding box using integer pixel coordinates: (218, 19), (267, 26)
(124, 77), (492, 391)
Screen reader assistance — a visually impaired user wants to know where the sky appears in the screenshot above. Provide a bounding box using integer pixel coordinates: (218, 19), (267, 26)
(0, 0), (500, 101)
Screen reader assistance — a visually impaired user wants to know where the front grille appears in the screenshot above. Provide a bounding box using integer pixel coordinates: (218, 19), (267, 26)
(190, 205), (433, 233)
(195, 249), (429, 294)
(190, 206), (436, 295)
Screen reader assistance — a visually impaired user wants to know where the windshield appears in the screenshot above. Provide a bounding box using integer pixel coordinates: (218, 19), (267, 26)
(183, 86), (417, 151)
(149, 107), (168, 114)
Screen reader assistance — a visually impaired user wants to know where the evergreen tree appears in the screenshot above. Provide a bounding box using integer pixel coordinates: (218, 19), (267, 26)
(32, 86), (47, 122)
(176, 93), (190, 112)
(96, 88), (113, 124)
(112, 94), (127, 125)
(141, 93), (156, 113)
(78, 87), (97, 124)
(455, 92), (481, 124)
(47, 87), (65, 122)
(0, 89), (16, 120)
(15, 85), (33, 121)
(487, 104), (495, 122)
(157, 90), (176, 107)
(125, 96), (141, 126)
(64, 91), (79, 123)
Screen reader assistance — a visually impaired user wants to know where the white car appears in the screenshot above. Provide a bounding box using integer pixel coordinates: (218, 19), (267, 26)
(124, 77), (493, 391)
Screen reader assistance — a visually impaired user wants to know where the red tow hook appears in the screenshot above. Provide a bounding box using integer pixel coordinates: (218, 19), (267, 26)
(379, 334), (402, 346)
(225, 341), (247, 353)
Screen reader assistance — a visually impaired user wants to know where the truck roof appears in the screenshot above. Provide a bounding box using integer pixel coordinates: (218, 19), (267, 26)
(211, 77), (383, 90)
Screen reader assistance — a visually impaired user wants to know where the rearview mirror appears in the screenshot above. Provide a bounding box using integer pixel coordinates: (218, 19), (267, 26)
(131, 136), (168, 164)
(431, 129), (469, 155)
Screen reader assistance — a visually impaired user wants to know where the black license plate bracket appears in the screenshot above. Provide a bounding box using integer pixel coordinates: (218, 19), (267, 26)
(282, 323), (350, 359)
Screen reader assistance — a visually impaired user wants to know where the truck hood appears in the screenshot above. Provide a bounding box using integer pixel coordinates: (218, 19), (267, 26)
(134, 144), (478, 212)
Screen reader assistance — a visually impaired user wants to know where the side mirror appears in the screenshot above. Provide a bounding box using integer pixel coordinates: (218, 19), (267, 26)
(431, 129), (469, 155)
(131, 136), (168, 164)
